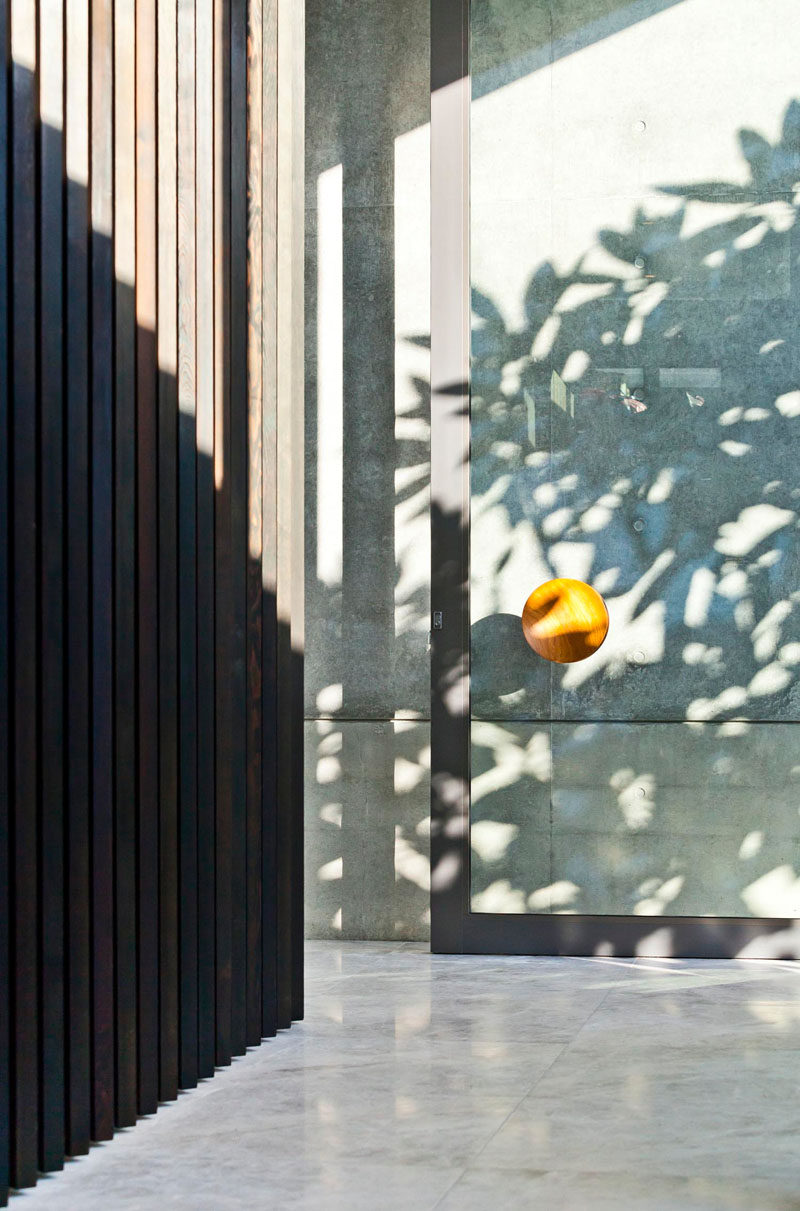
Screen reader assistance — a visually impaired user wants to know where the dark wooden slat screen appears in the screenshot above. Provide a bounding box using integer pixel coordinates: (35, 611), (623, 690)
(229, 0), (249, 1062)
(135, 0), (161, 1120)
(156, 0), (182, 1102)
(287, 0), (305, 1024)
(0, 0), (304, 1199)
(195, 0), (217, 1083)
(276, 0), (305, 1030)
(260, 0), (279, 1041)
(11, 0), (41, 1186)
(246, 0), (265, 1051)
(0, 0), (10, 1194)
(89, 0), (115, 1143)
(176, 0), (199, 1096)
(38, 0), (66, 1173)
(64, 0), (92, 1161)
(112, 0), (138, 1131)
(214, 0), (233, 1071)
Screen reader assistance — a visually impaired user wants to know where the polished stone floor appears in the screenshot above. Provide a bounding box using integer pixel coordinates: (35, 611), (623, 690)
(15, 941), (800, 1210)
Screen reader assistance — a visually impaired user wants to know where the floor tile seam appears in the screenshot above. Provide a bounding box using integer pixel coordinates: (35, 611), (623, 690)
(463, 1039), (574, 1170)
(538, 984), (617, 1068)
(429, 1165), (472, 1211)
(464, 1158), (800, 1187)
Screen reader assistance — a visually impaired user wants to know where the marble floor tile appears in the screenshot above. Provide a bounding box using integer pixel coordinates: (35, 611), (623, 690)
(435, 1169), (800, 1211)
(13, 943), (800, 1210)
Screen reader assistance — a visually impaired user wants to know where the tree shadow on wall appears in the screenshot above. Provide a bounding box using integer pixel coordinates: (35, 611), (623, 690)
(431, 101), (800, 928)
(303, 0), (432, 941)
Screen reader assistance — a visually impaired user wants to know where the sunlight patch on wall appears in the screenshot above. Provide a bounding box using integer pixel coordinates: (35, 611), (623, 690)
(741, 866), (800, 917)
(471, 820), (519, 864)
(739, 831), (763, 861)
(318, 857), (342, 883)
(472, 722), (551, 805)
(472, 880), (527, 914)
(319, 803), (342, 828)
(316, 683), (343, 714)
(395, 829), (429, 891)
(528, 881), (580, 912)
(715, 504), (794, 557)
(394, 121), (431, 643)
(634, 875), (684, 915)
(316, 163), (344, 589)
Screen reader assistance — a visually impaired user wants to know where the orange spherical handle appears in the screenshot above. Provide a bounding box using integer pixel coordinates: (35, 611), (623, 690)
(521, 578), (609, 664)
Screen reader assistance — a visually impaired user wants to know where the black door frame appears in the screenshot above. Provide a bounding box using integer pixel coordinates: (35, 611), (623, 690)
(429, 0), (800, 960)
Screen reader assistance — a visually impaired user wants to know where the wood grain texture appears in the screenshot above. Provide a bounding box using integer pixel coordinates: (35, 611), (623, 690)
(213, 0), (233, 1069)
(229, 0), (249, 1058)
(113, 0), (138, 1129)
(38, 0), (66, 1171)
(246, 0), (264, 1048)
(195, 0), (217, 1080)
(0, 0), (10, 1195)
(521, 579), (609, 664)
(260, 0), (278, 1040)
(275, 0), (294, 1033)
(156, 0), (180, 1107)
(276, 0), (305, 1029)
(177, 0), (199, 1091)
(89, 0), (115, 1143)
(287, 0), (305, 1022)
(135, 0), (162, 1116)
(64, 0), (92, 1158)
(10, 0), (40, 1184)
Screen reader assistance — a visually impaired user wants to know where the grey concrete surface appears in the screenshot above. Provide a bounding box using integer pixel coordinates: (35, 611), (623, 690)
(304, 721), (430, 940)
(471, 720), (800, 917)
(15, 942), (800, 1210)
(304, 0), (431, 940)
(304, 0), (430, 722)
(469, 0), (800, 914)
(305, 0), (800, 936)
(470, 0), (800, 725)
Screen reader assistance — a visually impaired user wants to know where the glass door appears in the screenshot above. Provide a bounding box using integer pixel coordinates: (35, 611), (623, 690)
(431, 0), (800, 957)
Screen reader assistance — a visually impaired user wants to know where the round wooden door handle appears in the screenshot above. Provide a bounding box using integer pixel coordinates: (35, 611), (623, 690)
(521, 578), (609, 664)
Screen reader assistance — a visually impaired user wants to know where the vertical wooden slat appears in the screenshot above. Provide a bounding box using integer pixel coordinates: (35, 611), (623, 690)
(0, 0), (11, 1197)
(288, 0), (305, 1023)
(177, 0), (198, 1091)
(214, 0), (233, 1068)
(260, 0), (278, 1042)
(157, 0), (180, 1104)
(135, 0), (162, 1114)
(38, 0), (65, 1170)
(89, 0), (115, 1143)
(229, 0), (248, 1058)
(195, 0), (216, 1079)
(113, 0), (138, 1129)
(245, 0), (264, 1049)
(10, 0), (39, 1186)
(275, 0), (292, 1031)
(64, 0), (91, 1158)
(276, 0), (304, 1030)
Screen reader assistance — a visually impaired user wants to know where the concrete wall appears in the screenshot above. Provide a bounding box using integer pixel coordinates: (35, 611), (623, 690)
(469, 0), (800, 919)
(304, 0), (432, 939)
(305, 0), (800, 937)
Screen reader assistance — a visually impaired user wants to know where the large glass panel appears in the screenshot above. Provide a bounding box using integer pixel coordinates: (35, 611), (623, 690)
(469, 0), (800, 916)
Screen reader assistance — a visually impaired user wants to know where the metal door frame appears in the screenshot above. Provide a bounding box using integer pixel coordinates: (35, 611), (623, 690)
(429, 0), (800, 959)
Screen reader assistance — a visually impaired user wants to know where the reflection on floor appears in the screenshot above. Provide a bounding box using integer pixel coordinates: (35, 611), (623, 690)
(14, 941), (800, 1210)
